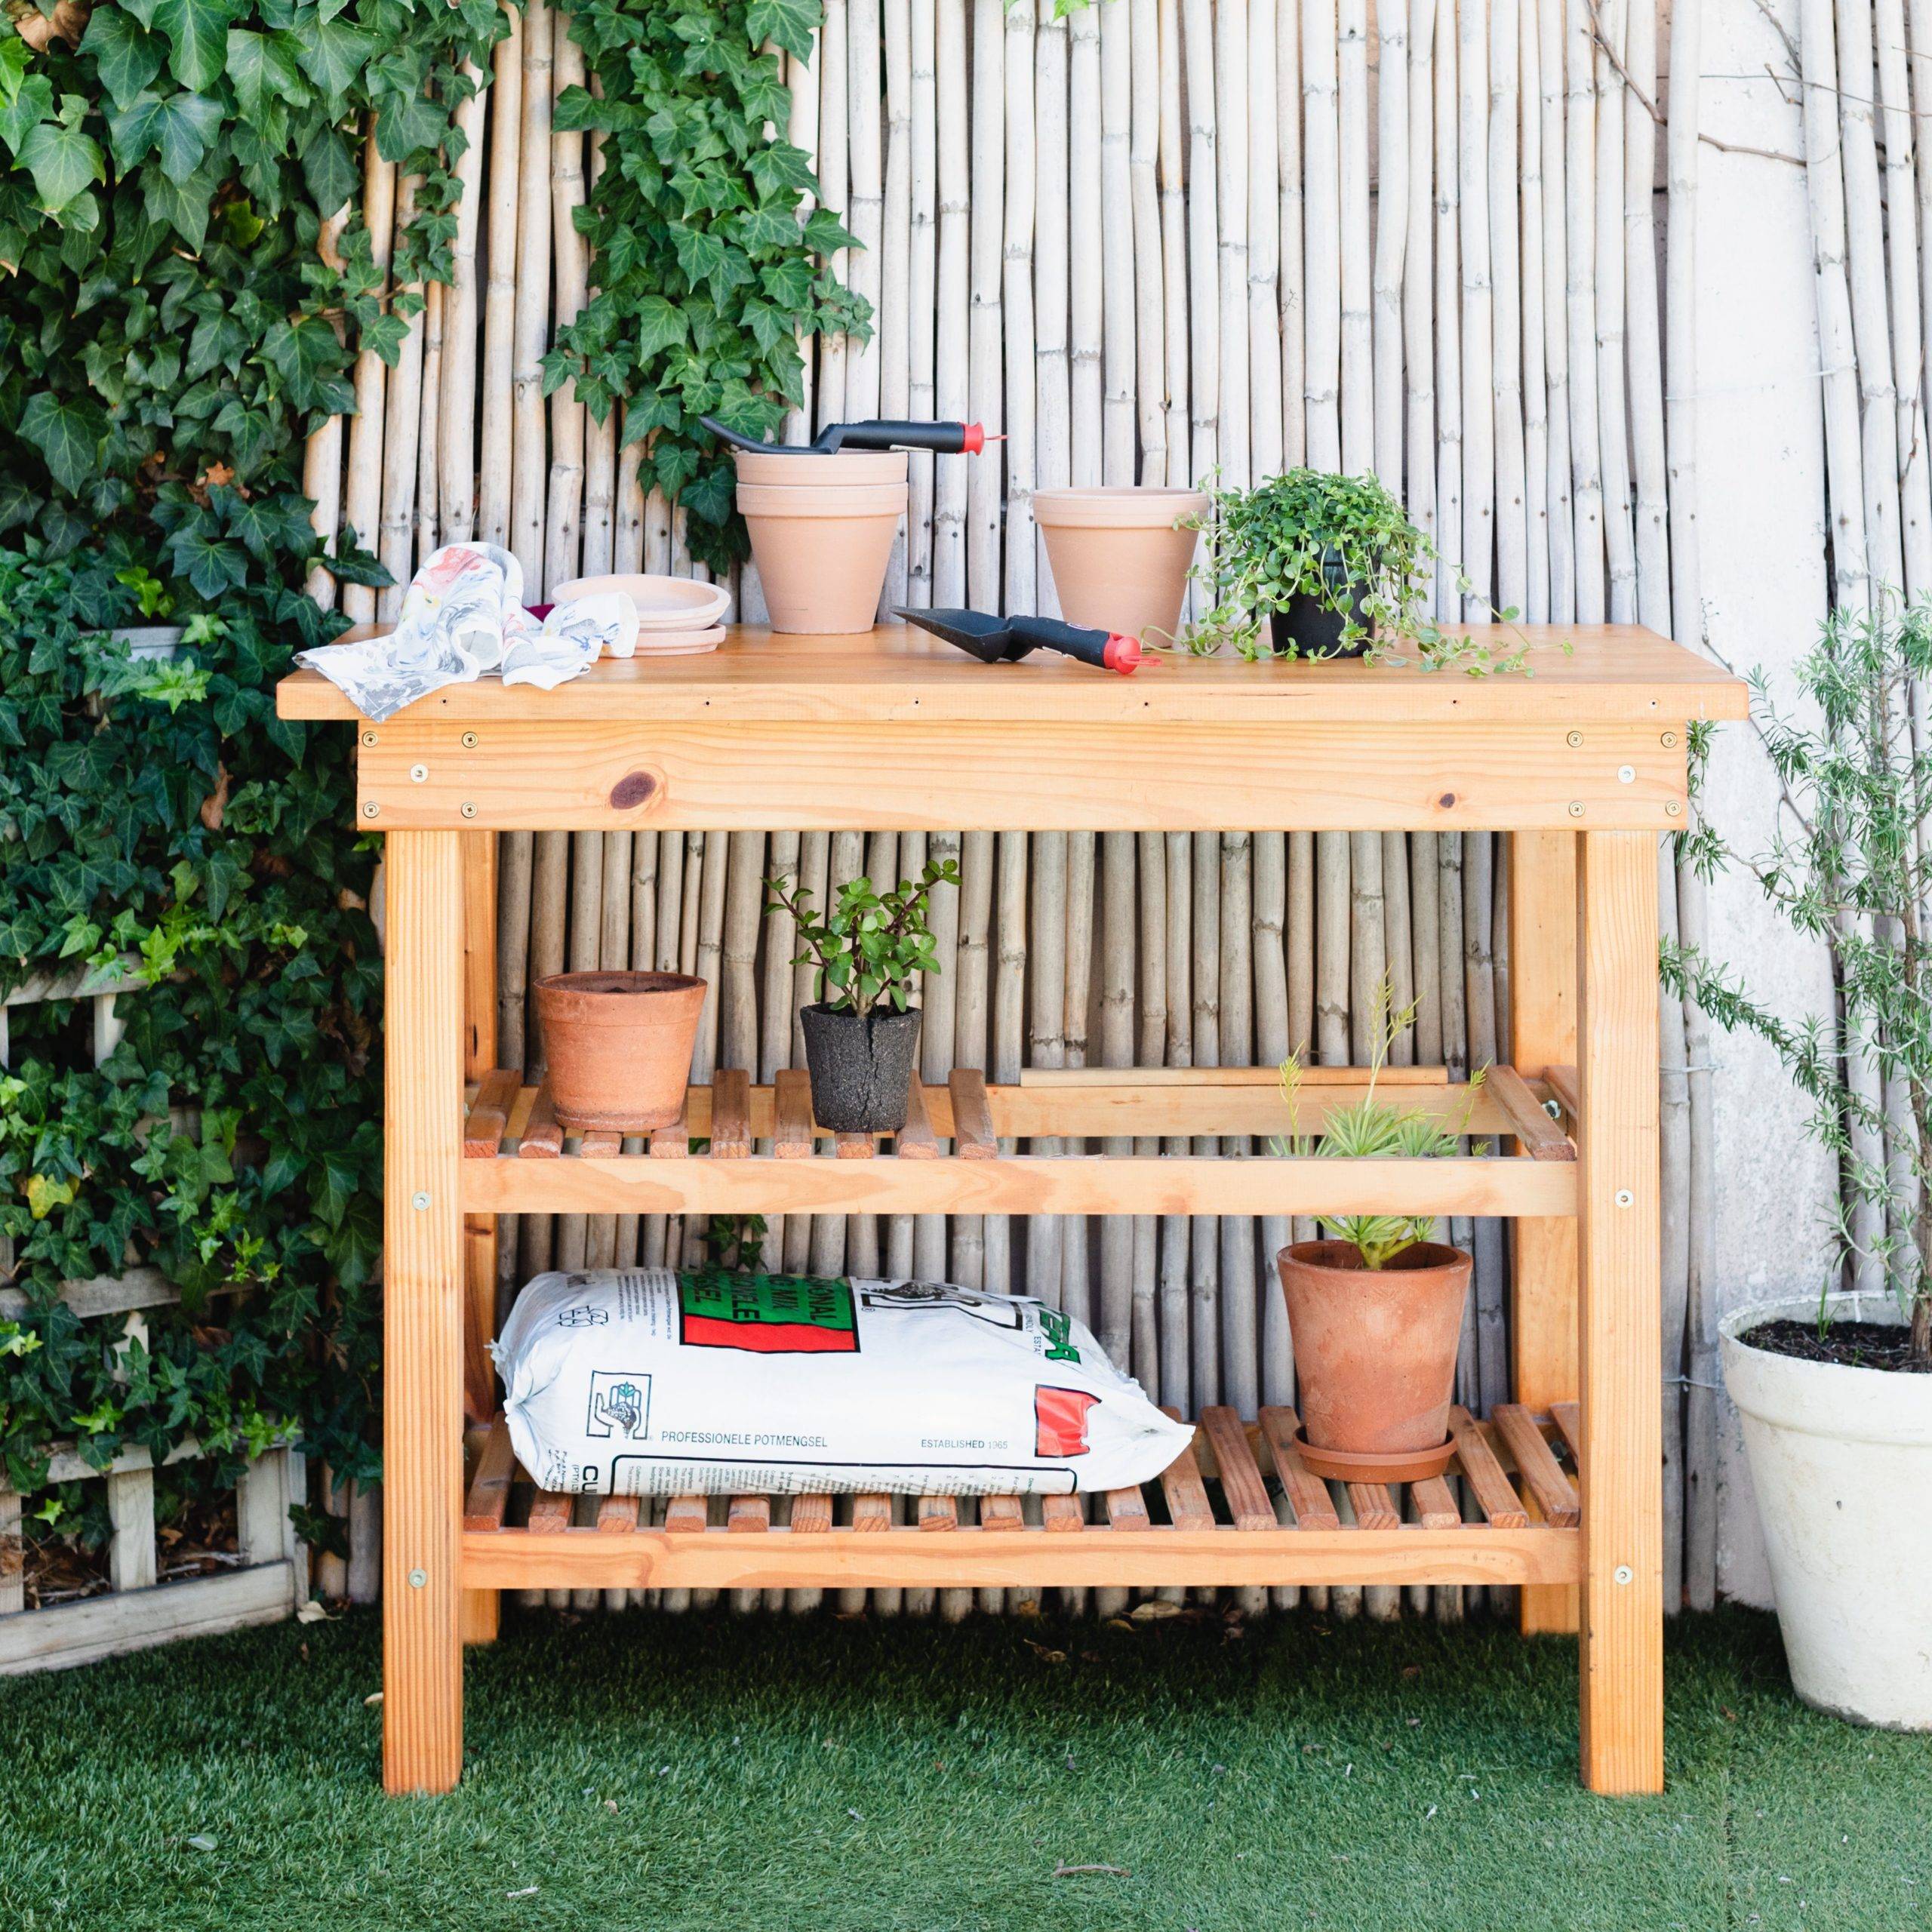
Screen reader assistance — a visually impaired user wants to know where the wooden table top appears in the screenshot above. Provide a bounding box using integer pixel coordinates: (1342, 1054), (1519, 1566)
(275, 623), (1749, 728)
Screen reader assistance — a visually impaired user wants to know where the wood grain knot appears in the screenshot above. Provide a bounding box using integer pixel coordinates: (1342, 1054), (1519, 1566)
(609, 771), (659, 810)
(1438, 792), (1457, 809)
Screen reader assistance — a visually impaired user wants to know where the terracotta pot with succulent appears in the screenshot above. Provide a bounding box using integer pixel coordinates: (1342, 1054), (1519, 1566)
(767, 856), (961, 1135)
(1272, 983), (1484, 1481)
(1186, 468), (1546, 674)
(1667, 595), (1932, 1728)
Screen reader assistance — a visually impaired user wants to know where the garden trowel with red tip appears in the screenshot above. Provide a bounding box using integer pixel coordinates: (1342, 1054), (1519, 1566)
(897, 606), (1147, 674)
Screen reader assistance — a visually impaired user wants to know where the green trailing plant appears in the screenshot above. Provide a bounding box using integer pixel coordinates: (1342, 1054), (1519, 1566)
(0, 544), (383, 1519)
(767, 858), (961, 1020)
(544, 0), (872, 575)
(0, 0), (507, 1567)
(1664, 595), (1932, 1364)
(1181, 468), (1549, 676)
(1269, 979), (1484, 1268)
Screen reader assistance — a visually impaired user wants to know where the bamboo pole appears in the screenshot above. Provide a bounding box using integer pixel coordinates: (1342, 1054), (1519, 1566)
(1069, 8), (1106, 488)
(1215, 0), (1250, 488)
(968, 0), (1004, 607)
(1372, 0), (1409, 494)
(375, 174), (427, 623)
(1520, 0), (1551, 622)
(1218, 832), (1254, 1418)
(1457, 0), (1491, 608)
(1564, 0), (1603, 619)
(1489, 0), (1527, 617)
(478, 9), (523, 549)
(1128, 0), (1167, 481)
(906, 0), (937, 608)
(1253, 830), (1292, 1407)
(1621, 0), (1669, 629)
(1433, 0), (1462, 614)
(544, 23), (588, 596)
(1278, 0), (1305, 469)
(1099, 833), (1137, 1365)
(302, 202), (352, 608)
(1183, 0), (1219, 497)
(845, 0), (884, 423)
(1404, 0), (1436, 561)
(1247, 0), (1283, 484)
(784, 35), (820, 449)
(340, 128), (395, 625)
(439, 60), (489, 545)
(1592, 0), (1635, 622)
(882, 3), (914, 608)
(1134, 831), (1167, 1386)
(1540, 0), (1575, 620)
(1303, 0), (1340, 468)
(817, 0), (850, 428)
(1062, 829), (1095, 1329)
(986, 830), (1028, 1296)
(510, 0), (554, 592)
(1337, 0), (1371, 472)
(415, 280), (443, 565)
(1189, 831), (1220, 1418)
(916, 827), (961, 1280)
(1158, 831), (1191, 1414)
(1004, 0), (1038, 615)
(1034, 7), (1071, 609)
(950, 829), (994, 1287)
(1159, 0), (1189, 481)
(933, 0), (968, 604)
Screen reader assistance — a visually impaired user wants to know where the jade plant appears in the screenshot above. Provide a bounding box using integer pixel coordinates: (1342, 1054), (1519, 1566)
(1270, 980), (1486, 1267)
(1183, 468), (1546, 675)
(766, 857), (961, 1018)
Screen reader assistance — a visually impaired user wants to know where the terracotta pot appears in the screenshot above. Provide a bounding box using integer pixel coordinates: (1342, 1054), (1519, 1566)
(1032, 487), (1209, 643)
(799, 1001), (922, 1134)
(732, 448), (909, 486)
(736, 480), (908, 634)
(533, 971), (706, 1132)
(1275, 1239), (1472, 1457)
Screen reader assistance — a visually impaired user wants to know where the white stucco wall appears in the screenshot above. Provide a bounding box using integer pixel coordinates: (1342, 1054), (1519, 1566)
(1687, 0), (1841, 1605)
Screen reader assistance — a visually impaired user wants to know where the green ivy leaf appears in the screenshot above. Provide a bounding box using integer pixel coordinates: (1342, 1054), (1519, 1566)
(297, 15), (376, 105)
(164, 521), (248, 598)
(82, 8), (168, 110)
(150, 0), (242, 94)
(19, 392), (106, 494)
(15, 116), (105, 214)
(107, 90), (223, 183)
(224, 26), (303, 124)
(746, 0), (820, 63)
(632, 293), (689, 359)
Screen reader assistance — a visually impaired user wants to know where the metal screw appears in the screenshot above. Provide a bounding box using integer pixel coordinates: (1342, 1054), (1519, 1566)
(1614, 1564), (1633, 1586)
(461, 731), (478, 749)
(361, 801), (380, 820)
(1567, 801), (1585, 819)
(1660, 730), (1678, 748)
(1614, 1188), (1634, 1208)
(1565, 730), (1583, 748)
(1665, 800), (1683, 818)
(360, 731), (378, 748)
(460, 801), (478, 819)
(408, 1568), (428, 1590)
(411, 1190), (430, 1211)
(409, 762), (429, 783)
(1617, 764), (1636, 784)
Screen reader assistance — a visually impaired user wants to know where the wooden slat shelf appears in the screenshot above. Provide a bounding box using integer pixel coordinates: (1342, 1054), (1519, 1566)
(460, 1404), (1580, 1592)
(458, 1065), (1579, 1219)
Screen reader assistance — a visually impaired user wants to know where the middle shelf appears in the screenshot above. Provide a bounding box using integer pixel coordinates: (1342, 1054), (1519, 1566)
(460, 1061), (1580, 1220)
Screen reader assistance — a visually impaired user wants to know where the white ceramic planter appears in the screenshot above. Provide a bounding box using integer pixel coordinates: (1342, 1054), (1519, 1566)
(1721, 1292), (1932, 1728)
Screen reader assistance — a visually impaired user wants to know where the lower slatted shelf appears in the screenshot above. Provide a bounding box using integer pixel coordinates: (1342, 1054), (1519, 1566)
(461, 1403), (1580, 1593)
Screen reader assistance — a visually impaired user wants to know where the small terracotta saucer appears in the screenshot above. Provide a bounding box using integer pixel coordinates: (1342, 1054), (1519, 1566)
(1291, 1427), (1456, 1484)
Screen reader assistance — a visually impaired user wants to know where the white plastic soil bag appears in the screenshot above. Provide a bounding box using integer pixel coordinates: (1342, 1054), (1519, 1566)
(493, 1267), (1193, 1498)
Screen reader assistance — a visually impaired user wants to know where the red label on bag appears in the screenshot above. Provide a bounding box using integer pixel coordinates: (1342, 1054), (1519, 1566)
(1034, 1386), (1098, 1457)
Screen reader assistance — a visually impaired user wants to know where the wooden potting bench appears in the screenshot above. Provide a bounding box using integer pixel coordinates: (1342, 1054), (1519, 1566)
(277, 621), (1745, 1798)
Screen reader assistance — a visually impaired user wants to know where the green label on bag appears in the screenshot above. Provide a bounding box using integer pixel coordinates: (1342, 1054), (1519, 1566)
(677, 1268), (860, 1354)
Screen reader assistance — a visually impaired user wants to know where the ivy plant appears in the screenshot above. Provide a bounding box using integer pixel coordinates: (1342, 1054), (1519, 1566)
(543, 0), (872, 574)
(0, 0), (507, 1548)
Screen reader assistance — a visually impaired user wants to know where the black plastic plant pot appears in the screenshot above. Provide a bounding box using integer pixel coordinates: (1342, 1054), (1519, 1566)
(1268, 552), (1375, 659)
(799, 1001), (924, 1134)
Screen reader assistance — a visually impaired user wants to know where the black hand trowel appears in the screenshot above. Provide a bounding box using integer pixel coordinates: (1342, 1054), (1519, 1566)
(897, 607), (1146, 675)
(703, 414), (1000, 457)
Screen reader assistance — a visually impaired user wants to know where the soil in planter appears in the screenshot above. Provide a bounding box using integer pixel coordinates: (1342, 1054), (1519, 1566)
(1740, 1317), (1932, 1373)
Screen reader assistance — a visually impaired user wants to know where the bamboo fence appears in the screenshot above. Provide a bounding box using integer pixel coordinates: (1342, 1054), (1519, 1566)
(305, 0), (1736, 1617)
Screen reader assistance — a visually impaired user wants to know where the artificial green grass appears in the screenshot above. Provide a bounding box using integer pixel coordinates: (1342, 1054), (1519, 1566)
(0, 1603), (1925, 1931)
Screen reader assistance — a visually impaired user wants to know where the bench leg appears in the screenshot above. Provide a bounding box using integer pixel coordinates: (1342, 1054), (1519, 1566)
(460, 827), (501, 1644)
(383, 829), (466, 1794)
(1509, 830), (1581, 1635)
(1576, 830), (1665, 1794)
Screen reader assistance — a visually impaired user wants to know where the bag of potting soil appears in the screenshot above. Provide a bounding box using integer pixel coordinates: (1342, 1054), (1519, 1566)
(492, 1266), (1193, 1497)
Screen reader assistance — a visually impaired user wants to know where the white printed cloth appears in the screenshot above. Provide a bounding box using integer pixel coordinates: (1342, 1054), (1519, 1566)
(296, 543), (638, 721)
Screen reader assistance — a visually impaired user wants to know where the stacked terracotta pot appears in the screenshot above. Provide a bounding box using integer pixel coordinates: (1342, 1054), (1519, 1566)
(735, 448), (908, 634)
